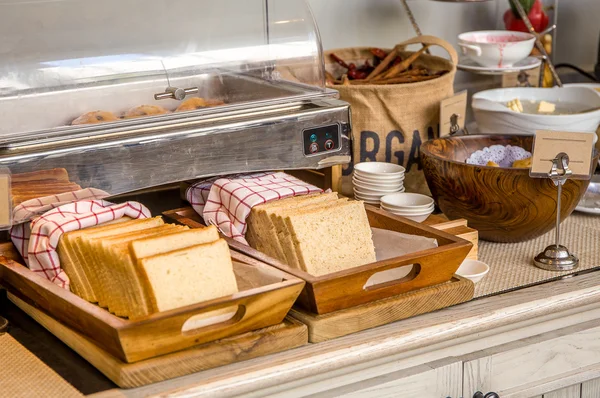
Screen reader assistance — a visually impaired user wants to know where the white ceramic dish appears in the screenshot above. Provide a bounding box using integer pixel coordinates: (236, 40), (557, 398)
(353, 184), (403, 195)
(381, 208), (433, 217)
(355, 189), (404, 200)
(354, 189), (391, 198)
(458, 30), (535, 68)
(472, 87), (600, 141)
(381, 203), (434, 214)
(354, 162), (406, 177)
(564, 83), (600, 94)
(354, 193), (386, 201)
(456, 259), (490, 284)
(353, 174), (405, 184)
(383, 211), (432, 223)
(352, 178), (403, 190)
(380, 193), (435, 209)
(457, 56), (541, 75)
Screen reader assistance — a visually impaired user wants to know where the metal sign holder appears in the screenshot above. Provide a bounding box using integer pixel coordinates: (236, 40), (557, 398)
(533, 152), (579, 271)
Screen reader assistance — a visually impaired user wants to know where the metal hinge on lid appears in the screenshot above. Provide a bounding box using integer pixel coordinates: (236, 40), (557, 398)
(154, 86), (199, 101)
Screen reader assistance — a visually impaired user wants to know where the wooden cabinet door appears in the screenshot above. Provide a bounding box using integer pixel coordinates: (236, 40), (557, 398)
(313, 358), (462, 398)
(544, 385), (581, 398)
(582, 378), (600, 398)
(462, 320), (600, 398)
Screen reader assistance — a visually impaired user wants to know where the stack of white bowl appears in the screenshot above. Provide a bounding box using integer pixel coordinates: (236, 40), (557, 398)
(353, 162), (405, 206)
(380, 193), (435, 222)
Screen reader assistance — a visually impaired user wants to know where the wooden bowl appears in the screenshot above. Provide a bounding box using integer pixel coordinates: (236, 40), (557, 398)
(421, 135), (596, 243)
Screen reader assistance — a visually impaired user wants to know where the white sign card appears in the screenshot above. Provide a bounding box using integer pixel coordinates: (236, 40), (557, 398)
(530, 130), (595, 180)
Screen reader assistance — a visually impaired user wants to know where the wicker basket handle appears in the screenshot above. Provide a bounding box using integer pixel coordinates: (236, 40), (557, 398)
(396, 35), (458, 67)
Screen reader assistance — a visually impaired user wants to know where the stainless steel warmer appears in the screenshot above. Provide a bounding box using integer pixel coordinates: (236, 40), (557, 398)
(0, 0), (351, 224)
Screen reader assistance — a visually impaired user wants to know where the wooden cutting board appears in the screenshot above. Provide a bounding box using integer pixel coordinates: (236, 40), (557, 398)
(424, 214), (478, 260)
(9, 294), (308, 389)
(289, 276), (474, 343)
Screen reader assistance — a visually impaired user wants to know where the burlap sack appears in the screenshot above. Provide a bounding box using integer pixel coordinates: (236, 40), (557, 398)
(325, 35), (458, 196)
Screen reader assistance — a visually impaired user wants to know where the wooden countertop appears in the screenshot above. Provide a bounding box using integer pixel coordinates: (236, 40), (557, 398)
(89, 269), (600, 398)
(3, 188), (598, 397)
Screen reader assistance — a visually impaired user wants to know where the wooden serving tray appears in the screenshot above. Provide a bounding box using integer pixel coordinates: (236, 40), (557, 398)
(163, 205), (473, 315)
(9, 294), (308, 389)
(289, 276), (474, 343)
(0, 242), (304, 363)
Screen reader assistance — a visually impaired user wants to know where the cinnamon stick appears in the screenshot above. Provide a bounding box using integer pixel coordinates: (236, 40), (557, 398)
(374, 45), (430, 80)
(365, 46), (399, 81)
(348, 74), (441, 85)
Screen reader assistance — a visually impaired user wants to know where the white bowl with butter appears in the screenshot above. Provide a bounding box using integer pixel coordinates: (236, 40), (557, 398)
(472, 87), (600, 143)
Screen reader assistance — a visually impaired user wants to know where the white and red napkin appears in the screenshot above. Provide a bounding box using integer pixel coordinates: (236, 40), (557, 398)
(12, 188), (110, 224)
(10, 191), (150, 289)
(186, 172), (323, 244)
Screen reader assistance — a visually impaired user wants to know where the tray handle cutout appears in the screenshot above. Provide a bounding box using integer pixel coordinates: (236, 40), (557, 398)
(181, 305), (245, 334)
(363, 264), (421, 291)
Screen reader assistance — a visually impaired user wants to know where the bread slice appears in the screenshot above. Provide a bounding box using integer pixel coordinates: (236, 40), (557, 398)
(285, 200), (376, 276)
(92, 224), (185, 314)
(130, 225), (220, 258)
(137, 238), (238, 313)
(57, 217), (133, 301)
(246, 193), (324, 256)
(269, 193), (339, 265)
(273, 198), (348, 270)
(247, 193), (338, 262)
(58, 217), (163, 302)
(115, 226), (221, 319)
(78, 217), (165, 306)
(12, 168), (69, 183)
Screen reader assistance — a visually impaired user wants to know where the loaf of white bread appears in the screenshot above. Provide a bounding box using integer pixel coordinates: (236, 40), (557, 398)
(57, 217), (238, 319)
(246, 193), (376, 276)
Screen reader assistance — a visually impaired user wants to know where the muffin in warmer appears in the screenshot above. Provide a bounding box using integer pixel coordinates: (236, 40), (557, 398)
(175, 97), (225, 112)
(123, 105), (170, 119)
(71, 111), (119, 125)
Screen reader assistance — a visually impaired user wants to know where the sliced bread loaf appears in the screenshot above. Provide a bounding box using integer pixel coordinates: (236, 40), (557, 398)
(129, 225), (220, 258)
(137, 238), (238, 313)
(272, 198), (347, 270)
(246, 193), (326, 256)
(248, 193), (338, 262)
(75, 217), (165, 305)
(57, 217), (153, 302)
(285, 200), (376, 276)
(246, 194), (322, 256)
(91, 224), (185, 315)
(119, 226), (221, 319)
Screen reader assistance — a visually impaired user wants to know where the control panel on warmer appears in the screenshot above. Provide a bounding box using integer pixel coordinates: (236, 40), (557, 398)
(302, 124), (341, 156)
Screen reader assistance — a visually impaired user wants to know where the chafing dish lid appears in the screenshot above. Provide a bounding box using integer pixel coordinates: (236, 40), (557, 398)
(0, 0), (326, 139)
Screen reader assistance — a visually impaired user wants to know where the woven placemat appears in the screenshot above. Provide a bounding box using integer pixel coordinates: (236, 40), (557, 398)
(475, 213), (600, 298)
(0, 334), (83, 398)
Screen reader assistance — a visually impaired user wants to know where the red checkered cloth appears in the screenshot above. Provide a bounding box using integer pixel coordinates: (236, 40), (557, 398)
(186, 172), (323, 244)
(12, 188), (110, 225)
(10, 194), (150, 289)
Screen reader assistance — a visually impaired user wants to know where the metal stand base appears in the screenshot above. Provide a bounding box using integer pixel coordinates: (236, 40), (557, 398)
(534, 244), (579, 271)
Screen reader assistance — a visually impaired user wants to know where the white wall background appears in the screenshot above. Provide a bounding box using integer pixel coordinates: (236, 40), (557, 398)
(308, 0), (599, 71)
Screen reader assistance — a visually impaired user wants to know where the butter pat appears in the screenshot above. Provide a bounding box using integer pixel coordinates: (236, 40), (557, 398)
(507, 98), (523, 113)
(538, 100), (556, 113)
